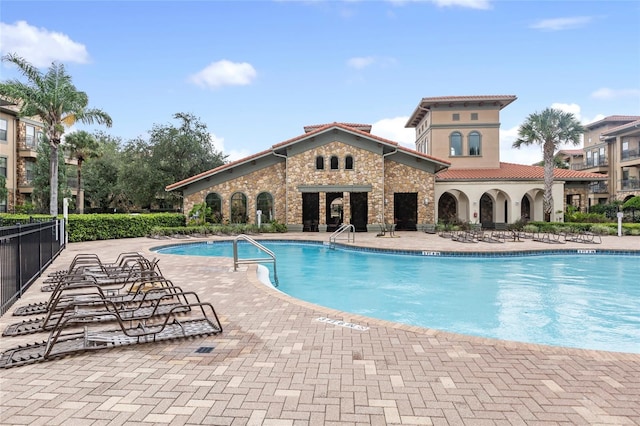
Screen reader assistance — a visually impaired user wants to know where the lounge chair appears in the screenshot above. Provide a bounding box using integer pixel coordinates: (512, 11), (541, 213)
(533, 232), (565, 244)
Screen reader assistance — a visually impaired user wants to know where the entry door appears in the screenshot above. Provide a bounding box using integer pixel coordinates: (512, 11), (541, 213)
(302, 193), (319, 232)
(393, 193), (418, 231)
(350, 192), (368, 232)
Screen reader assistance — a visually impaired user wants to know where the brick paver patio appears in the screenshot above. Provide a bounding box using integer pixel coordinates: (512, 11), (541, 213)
(1, 232), (639, 425)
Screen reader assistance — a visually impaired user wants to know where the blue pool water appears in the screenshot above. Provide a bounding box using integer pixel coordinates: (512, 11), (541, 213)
(155, 241), (640, 353)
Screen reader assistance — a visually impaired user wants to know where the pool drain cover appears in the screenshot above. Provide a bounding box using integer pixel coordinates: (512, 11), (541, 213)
(195, 346), (215, 353)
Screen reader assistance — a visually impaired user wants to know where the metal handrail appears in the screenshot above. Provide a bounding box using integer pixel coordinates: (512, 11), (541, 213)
(329, 224), (355, 247)
(233, 234), (278, 286)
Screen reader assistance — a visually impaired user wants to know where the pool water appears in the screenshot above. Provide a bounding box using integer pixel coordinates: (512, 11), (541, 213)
(155, 241), (640, 353)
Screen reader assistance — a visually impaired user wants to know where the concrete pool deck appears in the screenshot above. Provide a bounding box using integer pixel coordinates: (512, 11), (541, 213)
(1, 232), (639, 425)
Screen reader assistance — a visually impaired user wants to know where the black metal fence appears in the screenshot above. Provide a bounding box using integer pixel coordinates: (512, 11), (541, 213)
(0, 220), (65, 315)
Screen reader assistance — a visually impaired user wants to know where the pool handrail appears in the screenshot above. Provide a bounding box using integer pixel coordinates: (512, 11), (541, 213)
(329, 224), (355, 247)
(233, 234), (279, 286)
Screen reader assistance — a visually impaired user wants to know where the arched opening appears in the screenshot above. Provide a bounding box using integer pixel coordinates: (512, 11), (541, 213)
(230, 192), (247, 223)
(345, 155), (354, 170)
(480, 193), (494, 226)
(520, 195), (531, 221)
(315, 156), (324, 170)
(330, 156), (339, 170)
(326, 193), (343, 231)
(256, 192), (274, 222)
(205, 192), (222, 223)
(438, 192), (458, 223)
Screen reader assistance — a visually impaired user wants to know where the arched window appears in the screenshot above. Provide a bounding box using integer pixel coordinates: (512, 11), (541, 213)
(450, 132), (462, 156)
(345, 155), (354, 170)
(230, 192), (247, 223)
(256, 192), (274, 222)
(205, 192), (222, 222)
(468, 131), (481, 156)
(315, 155), (324, 170)
(330, 155), (339, 170)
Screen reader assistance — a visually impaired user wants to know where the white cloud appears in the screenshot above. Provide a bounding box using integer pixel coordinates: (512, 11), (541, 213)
(210, 133), (251, 162)
(189, 60), (257, 89)
(347, 56), (396, 70)
(0, 21), (90, 67)
(371, 116), (414, 147)
(530, 16), (592, 31)
(388, 0), (491, 9)
(550, 102), (582, 121)
(591, 87), (640, 100)
(500, 125), (543, 165)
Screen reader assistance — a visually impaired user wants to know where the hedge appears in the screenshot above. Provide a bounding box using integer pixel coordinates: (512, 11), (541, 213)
(0, 213), (185, 242)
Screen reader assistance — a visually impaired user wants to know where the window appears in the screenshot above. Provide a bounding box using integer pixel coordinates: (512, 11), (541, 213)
(205, 192), (222, 222)
(470, 113), (478, 120)
(330, 155), (339, 170)
(256, 192), (274, 222)
(230, 192), (247, 223)
(468, 131), (481, 156)
(599, 147), (606, 165)
(452, 113), (460, 121)
(449, 132), (462, 156)
(0, 196), (6, 213)
(315, 155), (324, 170)
(25, 161), (35, 184)
(0, 119), (7, 142)
(26, 125), (35, 147)
(345, 155), (354, 170)
(0, 157), (7, 177)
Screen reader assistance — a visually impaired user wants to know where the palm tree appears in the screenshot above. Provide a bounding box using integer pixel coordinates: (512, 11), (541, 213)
(64, 130), (100, 214)
(513, 108), (585, 221)
(0, 53), (112, 217)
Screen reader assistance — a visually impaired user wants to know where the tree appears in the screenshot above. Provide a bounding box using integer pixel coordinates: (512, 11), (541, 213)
(31, 138), (70, 214)
(119, 113), (226, 210)
(0, 175), (7, 203)
(513, 108), (585, 221)
(84, 131), (125, 211)
(63, 130), (100, 213)
(0, 53), (112, 217)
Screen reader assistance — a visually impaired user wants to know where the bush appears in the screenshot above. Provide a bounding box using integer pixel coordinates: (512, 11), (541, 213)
(67, 213), (185, 242)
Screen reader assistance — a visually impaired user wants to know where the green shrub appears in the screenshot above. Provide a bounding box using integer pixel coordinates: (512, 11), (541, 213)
(67, 213), (185, 242)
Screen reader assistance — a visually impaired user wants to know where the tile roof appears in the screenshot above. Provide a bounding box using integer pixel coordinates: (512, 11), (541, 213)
(166, 123), (451, 191)
(436, 162), (607, 181)
(601, 119), (640, 136)
(585, 115), (640, 130)
(406, 95), (517, 127)
(304, 122), (372, 133)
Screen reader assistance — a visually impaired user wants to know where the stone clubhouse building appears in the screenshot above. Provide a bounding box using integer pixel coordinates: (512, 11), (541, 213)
(166, 95), (606, 232)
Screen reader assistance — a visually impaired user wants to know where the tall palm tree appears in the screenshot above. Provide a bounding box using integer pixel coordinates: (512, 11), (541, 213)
(64, 130), (100, 214)
(513, 108), (584, 221)
(0, 53), (112, 217)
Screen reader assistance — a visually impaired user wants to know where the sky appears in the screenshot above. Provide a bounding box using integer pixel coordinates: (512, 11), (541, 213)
(1, 0), (639, 166)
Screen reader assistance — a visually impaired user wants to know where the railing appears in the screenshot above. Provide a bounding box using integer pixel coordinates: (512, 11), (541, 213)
(621, 150), (640, 162)
(0, 219), (65, 315)
(589, 182), (609, 194)
(620, 179), (640, 190)
(572, 159), (609, 170)
(233, 234), (278, 286)
(329, 224), (355, 247)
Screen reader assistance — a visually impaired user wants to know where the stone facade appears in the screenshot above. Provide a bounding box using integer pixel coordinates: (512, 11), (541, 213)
(175, 129), (441, 231)
(184, 162), (286, 224)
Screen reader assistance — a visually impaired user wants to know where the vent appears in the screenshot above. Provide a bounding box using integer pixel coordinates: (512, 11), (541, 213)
(195, 346), (215, 354)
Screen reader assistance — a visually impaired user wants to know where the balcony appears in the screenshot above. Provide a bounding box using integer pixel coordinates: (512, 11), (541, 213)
(621, 149), (640, 163)
(589, 182), (609, 194)
(571, 159), (609, 172)
(620, 179), (640, 190)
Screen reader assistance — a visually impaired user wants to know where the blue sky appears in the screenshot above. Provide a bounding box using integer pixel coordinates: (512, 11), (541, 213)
(1, 1), (639, 165)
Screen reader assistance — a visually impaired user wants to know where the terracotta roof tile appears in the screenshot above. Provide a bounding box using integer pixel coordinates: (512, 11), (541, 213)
(304, 122), (372, 133)
(557, 149), (584, 156)
(585, 115), (640, 130)
(437, 162), (607, 181)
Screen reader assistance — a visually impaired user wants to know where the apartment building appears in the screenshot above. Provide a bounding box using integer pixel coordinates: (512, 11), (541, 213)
(0, 98), (77, 213)
(579, 115), (640, 206)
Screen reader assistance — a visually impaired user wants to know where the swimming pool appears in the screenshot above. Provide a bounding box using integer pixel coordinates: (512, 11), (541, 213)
(155, 241), (640, 353)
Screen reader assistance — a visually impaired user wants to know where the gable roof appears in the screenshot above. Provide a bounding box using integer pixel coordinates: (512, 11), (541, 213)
(406, 95), (517, 128)
(166, 122), (451, 191)
(304, 122), (372, 133)
(436, 162), (607, 182)
(601, 119), (640, 137)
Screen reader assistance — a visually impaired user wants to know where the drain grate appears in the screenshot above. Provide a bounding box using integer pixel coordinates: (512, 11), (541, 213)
(195, 346), (215, 354)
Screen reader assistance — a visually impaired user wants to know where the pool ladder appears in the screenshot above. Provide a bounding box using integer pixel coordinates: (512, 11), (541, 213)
(329, 224), (355, 248)
(233, 234), (278, 286)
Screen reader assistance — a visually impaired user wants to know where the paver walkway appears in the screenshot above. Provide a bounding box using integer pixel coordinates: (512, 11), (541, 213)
(1, 232), (639, 425)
